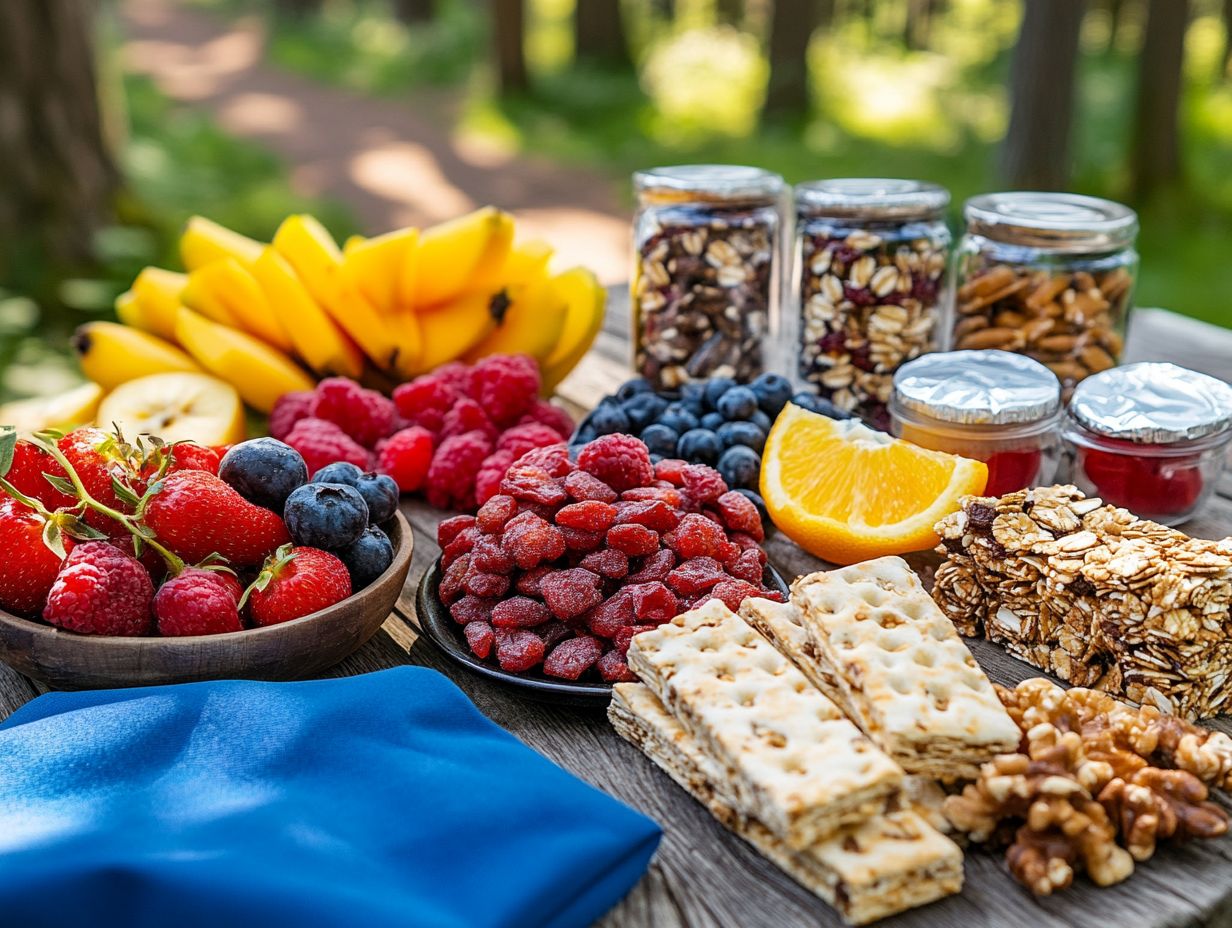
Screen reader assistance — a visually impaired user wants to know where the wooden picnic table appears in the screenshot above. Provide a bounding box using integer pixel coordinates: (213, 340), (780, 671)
(3, 296), (1232, 928)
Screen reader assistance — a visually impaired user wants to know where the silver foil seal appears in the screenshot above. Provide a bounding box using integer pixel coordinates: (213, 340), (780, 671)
(892, 350), (1062, 425)
(1068, 362), (1232, 443)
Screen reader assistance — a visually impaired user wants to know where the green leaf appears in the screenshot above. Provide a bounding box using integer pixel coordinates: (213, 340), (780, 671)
(44, 474), (77, 496)
(57, 514), (108, 541)
(41, 520), (67, 560)
(0, 426), (15, 478)
(111, 476), (141, 508)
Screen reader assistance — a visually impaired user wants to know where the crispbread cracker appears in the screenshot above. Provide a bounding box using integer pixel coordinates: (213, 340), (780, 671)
(739, 597), (850, 709)
(609, 683), (964, 925)
(792, 557), (1020, 779)
(626, 600), (903, 848)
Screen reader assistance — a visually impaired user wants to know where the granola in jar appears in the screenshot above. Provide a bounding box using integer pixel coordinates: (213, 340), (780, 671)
(632, 166), (784, 390)
(793, 179), (950, 429)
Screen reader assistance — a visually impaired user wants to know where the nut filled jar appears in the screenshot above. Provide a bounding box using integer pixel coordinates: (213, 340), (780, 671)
(952, 192), (1137, 389)
(890, 350), (1063, 497)
(794, 178), (950, 429)
(1064, 362), (1232, 526)
(632, 165), (784, 389)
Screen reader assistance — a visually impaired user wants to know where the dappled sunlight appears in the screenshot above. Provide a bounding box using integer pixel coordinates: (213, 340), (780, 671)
(217, 92), (304, 136)
(348, 142), (475, 223)
(124, 19), (263, 101)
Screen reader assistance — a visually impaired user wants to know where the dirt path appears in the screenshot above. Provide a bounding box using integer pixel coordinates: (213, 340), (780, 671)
(118, 0), (631, 283)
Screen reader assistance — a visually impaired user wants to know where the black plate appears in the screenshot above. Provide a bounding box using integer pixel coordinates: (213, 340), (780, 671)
(416, 558), (791, 706)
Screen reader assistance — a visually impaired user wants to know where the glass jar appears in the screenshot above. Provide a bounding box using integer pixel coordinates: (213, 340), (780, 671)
(890, 349), (1063, 497)
(631, 165), (784, 390)
(793, 178), (950, 430)
(1063, 362), (1232, 526)
(952, 192), (1138, 391)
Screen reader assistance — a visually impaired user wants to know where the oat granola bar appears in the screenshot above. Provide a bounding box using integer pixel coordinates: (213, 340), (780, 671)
(933, 484), (1232, 719)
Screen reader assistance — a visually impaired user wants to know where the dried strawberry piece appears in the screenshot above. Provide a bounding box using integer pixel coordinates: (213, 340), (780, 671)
(437, 515), (477, 549)
(627, 582), (679, 623)
(597, 648), (637, 682)
(439, 553), (470, 604)
(666, 556), (727, 595)
(516, 444), (573, 478)
(501, 464), (568, 507)
(627, 548), (676, 582)
(540, 568), (603, 619)
(708, 579), (764, 611)
(653, 458), (689, 486)
(681, 464), (728, 504)
(560, 527), (603, 552)
(606, 523), (659, 557)
(579, 548), (629, 579)
(501, 511), (567, 570)
(728, 548), (765, 584)
(716, 490), (764, 541)
(729, 532), (768, 563)
(491, 596), (552, 629)
(535, 620), (574, 650)
(663, 513), (726, 559)
(716, 541), (741, 564)
(586, 591), (636, 638)
(471, 534), (515, 574)
(449, 594), (497, 626)
(514, 565), (551, 597)
(613, 624), (659, 655)
(544, 636), (604, 680)
(463, 566), (510, 599)
(621, 486), (684, 508)
(614, 500), (680, 533)
(494, 628), (546, 672)
(442, 526), (479, 566)
(555, 500), (618, 532)
(476, 494), (519, 533)
(464, 621), (495, 659)
(563, 469), (618, 503)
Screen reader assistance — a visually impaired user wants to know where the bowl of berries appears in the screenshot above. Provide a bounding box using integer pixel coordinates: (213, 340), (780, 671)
(0, 427), (413, 690)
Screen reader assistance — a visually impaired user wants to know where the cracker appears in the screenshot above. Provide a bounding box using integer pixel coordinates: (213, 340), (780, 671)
(791, 556), (1020, 780)
(609, 683), (964, 925)
(626, 600), (903, 848)
(739, 597), (850, 711)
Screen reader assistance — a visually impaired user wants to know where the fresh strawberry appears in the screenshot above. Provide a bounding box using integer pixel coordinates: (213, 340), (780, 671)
(144, 470), (291, 567)
(5, 440), (74, 510)
(164, 443), (223, 477)
(58, 427), (133, 529)
(154, 568), (243, 636)
(0, 498), (73, 615)
(43, 541), (153, 636)
(245, 545), (351, 627)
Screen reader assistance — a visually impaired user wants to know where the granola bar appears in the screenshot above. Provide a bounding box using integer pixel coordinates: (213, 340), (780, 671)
(933, 484), (1232, 719)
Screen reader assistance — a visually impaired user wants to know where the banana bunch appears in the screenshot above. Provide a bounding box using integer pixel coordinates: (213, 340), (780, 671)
(77, 208), (607, 419)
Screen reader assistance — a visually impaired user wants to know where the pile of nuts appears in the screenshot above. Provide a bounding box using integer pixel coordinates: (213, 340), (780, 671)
(634, 212), (774, 390)
(798, 228), (945, 426)
(953, 264), (1133, 388)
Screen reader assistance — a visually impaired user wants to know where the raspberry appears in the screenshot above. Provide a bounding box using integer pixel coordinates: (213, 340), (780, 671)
(708, 579), (765, 611)
(627, 548), (676, 583)
(269, 391), (315, 441)
(474, 449), (516, 506)
(463, 565), (510, 598)
(555, 501), (617, 532)
(563, 469), (618, 503)
(514, 565), (551, 597)
(666, 557), (726, 595)
(449, 594), (496, 625)
(464, 620), (495, 659)
(579, 548), (629, 579)
(614, 500), (680, 533)
(491, 596), (552, 629)
(154, 568), (243, 637)
(586, 591), (635, 637)
(470, 354), (540, 427)
(471, 534), (515, 574)
(539, 568), (603, 619)
(441, 525), (478, 567)
(494, 627), (546, 672)
(392, 375), (458, 435)
(543, 636), (603, 680)
(501, 511), (566, 569)
(497, 423), (565, 462)
(560, 527), (603, 552)
(516, 444), (572, 478)
(663, 513), (727, 559)
(627, 582), (678, 622)
(440, 397), (498, 444)
(439, 554), (469, 603)
(376, 426), (435, 492)
(432, 361), (474, 397)
(621, 486), (684, 507)
(728, 548), (765, 584)
(536, 620), (573, 650)
(606, 523), (659, 557)
(716, 490), (764, 541)
(476, 494), (518, 533)
(653, 458), (689, 486)
(576, 434), (654, 492)
(681, 464), (727, 505)
(518, 400), (575, 440)
(597, 648), (637, 682)
(500, 463), (568, 507)
(43, 542), (153, 636)
(312, 377), (396, 447)
(437, 515), (477, 548)
(426, 431), (493, 510)
(284, 418), (371, 477)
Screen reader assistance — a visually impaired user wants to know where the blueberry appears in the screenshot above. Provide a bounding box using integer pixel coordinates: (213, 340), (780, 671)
(750, 373), (794, 416)
(284, 483), (369, 550)
(680, 382), (707, 413)
(616, 377), (654, 401)
(337, 524), (394, 590)
(716, 386), (759, 420)
(659, 403), (700, 435)
(586, 403), (631, 435)
(748, 409), (773, 433)
(623, 392), (668, 431)
(218, 438), (308, 512)
(791, 391), (854, 420)
(717, 445), (761, 490)
(735, 488), (769, 524)
(700, 412), (725, 430)
(703, 377), (738, 410)
(717, 420), (766, 452)
(313, 461), (365, 486)
(640, 423), (680, 456)
(312, 462), (400, 524)
(572, 425), (598, 444)
(677, 428), (723, 466)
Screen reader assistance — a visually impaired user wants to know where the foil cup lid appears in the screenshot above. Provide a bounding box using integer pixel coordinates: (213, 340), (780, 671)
(892, 350), (1062, 425)
(1068, 362), (1232, 443)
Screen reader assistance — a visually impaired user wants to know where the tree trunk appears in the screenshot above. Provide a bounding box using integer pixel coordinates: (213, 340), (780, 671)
(904, 0), (941, 49)
(0, 0), (117, 285)
(392, 0), (434, 23)
(1131, 0), (1189, 198)
(492, 0), (528, 94)
(764, 0), (817, 119)
(575, 0), (631, 66)
(1105, 0), (1127, 49)
(1000, 0), (1085, 190)
(715, 0), (743, 25)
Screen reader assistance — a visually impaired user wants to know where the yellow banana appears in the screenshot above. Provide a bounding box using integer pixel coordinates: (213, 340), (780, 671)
(71, 322), (203, 392)
(183, 258), (294, 354)
(342, 226), (420, 314)
(0, 383), (104, 433)
(329, 279), (422, 378)
(540, 268), (607, 392)
(129, 267), (188, 341)
(412, 290), (498, 374)
(181, 216), (264, 271)
(502, 238), (554, 286)
(462, 271), (568, 364)
(414, 206), (515, 310)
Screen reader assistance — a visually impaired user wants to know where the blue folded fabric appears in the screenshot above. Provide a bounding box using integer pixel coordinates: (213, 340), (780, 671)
(0, 667), (659, 928)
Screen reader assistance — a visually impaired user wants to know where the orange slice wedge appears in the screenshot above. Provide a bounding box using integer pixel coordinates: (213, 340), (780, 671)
(761, 403), (988, 565)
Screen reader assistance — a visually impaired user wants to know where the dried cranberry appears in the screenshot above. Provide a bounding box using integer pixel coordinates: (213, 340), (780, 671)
(476, 494), (519, 533)
(562, 469), (618, 503)
(579, 548), (629, 579)
(539, 568), (603, 619)
(464, 621), (495, 659)
(666, 557), (727, 595)
(491, 596), (552, 629)
(494, 628), (546, 672)
(543, 636), (604, 680)
(501, 511), (567, 570)
(555, 500), (618, 532)
(607, 523), (660, 557)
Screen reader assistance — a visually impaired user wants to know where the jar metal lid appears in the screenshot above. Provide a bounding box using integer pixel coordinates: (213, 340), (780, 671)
(892, 349), (1062, 425)
(634, 165), (784, 205)
(963, 191), (1138, 253)
(795, 178), (950, 220)
(1068, 362), (1232, 443)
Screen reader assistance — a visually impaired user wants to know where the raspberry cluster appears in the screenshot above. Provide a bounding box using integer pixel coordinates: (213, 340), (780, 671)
(436, 434), (782, 682)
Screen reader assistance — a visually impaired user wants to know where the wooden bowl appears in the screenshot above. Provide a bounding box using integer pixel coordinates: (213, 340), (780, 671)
(0, 513), (414, 690)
